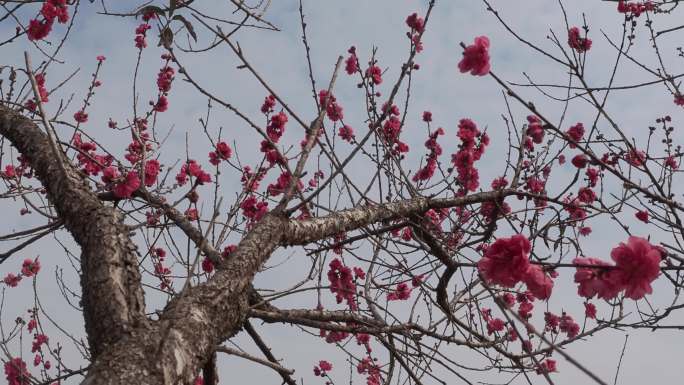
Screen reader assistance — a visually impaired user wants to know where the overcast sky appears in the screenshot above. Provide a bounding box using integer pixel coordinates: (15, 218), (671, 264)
(1, 1), (684, 384)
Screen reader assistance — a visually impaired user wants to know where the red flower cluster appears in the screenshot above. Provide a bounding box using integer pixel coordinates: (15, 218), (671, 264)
(458, 36), (491, 76)
(209, 141), (233, 165)
(482, 309), (506, 335)
(3, 274), (21, 287)
(405, 13), (425, 33)
(103, 167), (141, 198)
(568, 27), (592, 52)
(260, 95), (276, 114)
(21, 258), (40, 277)
(577, 187), (596, 204)
(478, 235), (554, 300)
(380, 104), (409, 153)
(635, 210), (649, 223)
(566, 122), (585, 148)
(451, 119), (489, 193)
(260, 111), (288, 165)
(536, 359), (557, 375)
(625, 149), (646, 167)
(240, 195), (268, 222)
(413, 127), (444, 182)
(675, 94), (684, 107)
(318, 90), (344, 122)
(31, 333), (48, 353)
(3, 257), (41, 288)
(357, 356), (382, 385)
(345, 46), (358, 75)
(406, 13), (425, 52)
(574, 236), (661, 300)
(4, 357), (29, 385)
(26, 0), (69, 41)
(157, 66), (175, 93)
(151, 248), (172, 290)
(175, 160), (211, 186)
(387, 282), (412, 301)
(25, 73), (49, 111)
(267, 172), (302, 196)
(526, 115), (544, 145)
(338, 124), (355, 142)
(328, 258), (358, 310)
(73, 110), (88, 123)
(366, 65), (383, 85)
(585, 302), (597, 319)
(241, 166), (266, 192)
(313, 360), (332, 377)
(71, 134), (114, 175)
(125, 119), (154, 164)
(617, 0), (655, 17)
(143, 160), (160, 187)
(134, 22), (152, 49)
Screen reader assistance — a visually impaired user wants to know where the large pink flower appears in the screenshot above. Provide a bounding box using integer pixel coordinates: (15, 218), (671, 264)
(458, 36), (491, 76)
(478, 235), (531, 287)
(610, 236), (661, 300)
(523, 265), (554, 300)
(572, 257), (620, 300)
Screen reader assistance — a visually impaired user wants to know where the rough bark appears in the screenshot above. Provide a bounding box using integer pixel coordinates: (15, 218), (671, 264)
(0, 105), (148, 359)
(81, 214), (287, 385)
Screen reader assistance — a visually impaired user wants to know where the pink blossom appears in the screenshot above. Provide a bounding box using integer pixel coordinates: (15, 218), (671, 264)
(568, 27), (592, 52)
(571, 154), (588, 168)
(201, 257), (214, 273)
(635, 210), (649, 223)
(113, 171), (141, 198)
(345, 47), (358, 75)
(338, 125), (355, 142)
(486, 318), (505, 335)
(21, 258), (40, 277)
(73, 110), (88, 123)
(610, 236), (661, 299)
(4, 357), (29, 385)
(523, 265), (554, 300)
(328, 258), (357, 310)
(573, 256), (621, 300)
(566, 122), (584, 148)
(577, 187), (596, 203)
(559, 313), (580, 338)
(144, 160), (160, 187)
(478, 235), (531, 288)
(536, 359), (557, 375)
(366, 65), (383, 85)
(27, 19), (53, 41)
(585, 302), (597, 319)
(526, 115), (544, 144)
(458, 36), (491, 76)
(387, 282), (412, 301)
(153, 95), (168, 112)
(3, 274), (21, 287)
(406, 13), (425, 33)
(675, 94), (684, 107)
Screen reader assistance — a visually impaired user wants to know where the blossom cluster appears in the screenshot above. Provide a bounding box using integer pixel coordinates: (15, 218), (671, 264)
(26, 0), (69, 41)
(451, 118), (489, 193)
(3, 258), (41, 288)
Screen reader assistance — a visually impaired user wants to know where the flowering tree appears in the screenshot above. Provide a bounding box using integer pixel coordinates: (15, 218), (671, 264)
(0, 0), (683, 384)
